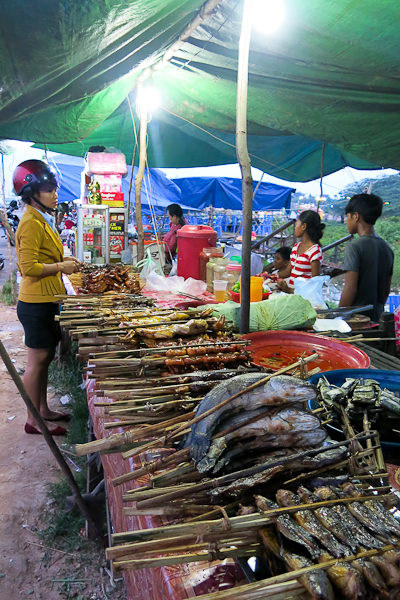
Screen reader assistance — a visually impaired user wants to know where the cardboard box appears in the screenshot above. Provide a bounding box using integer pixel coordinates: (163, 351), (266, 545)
(101, 191), (124, 207)
(94, 174), (122, 193)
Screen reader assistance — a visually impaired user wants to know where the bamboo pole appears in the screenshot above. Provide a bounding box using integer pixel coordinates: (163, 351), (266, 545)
(0, 339), (104, 543)
(236, 0), (253, 334)
(134, 81), (147, 263)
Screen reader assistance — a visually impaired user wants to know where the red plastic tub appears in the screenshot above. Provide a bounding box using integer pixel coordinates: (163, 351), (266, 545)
(177, 225), (217, 280)
(243, 330), (370, 373)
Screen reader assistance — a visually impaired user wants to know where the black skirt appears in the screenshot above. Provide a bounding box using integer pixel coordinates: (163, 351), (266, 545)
(17, 301), (61, 349)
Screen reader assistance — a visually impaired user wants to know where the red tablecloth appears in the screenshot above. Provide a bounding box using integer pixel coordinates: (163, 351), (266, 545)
(86, 380), (247, 600)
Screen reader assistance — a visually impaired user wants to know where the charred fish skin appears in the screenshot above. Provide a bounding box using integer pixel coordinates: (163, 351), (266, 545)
(339, 483), (395, 541)
(351, 558), (389, 596)
(282, 550), (334, 600)
(364, 499), (400, 538)
(276, 489), (349, 558)
(317, 552), (366, 600)
(184, 374), (317, 460)
(255, 496), (321, 559)
(313, 487), (384, 550)
(370, 553), (400, 587)
(297, 487), (359, 552)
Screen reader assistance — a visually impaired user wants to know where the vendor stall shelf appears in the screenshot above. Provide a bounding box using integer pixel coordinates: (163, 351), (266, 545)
(76, 203), (110, 265)
(109, 207), (128, 262)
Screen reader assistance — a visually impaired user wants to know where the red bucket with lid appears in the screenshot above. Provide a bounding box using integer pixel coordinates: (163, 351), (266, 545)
(177, 225), (218, 280)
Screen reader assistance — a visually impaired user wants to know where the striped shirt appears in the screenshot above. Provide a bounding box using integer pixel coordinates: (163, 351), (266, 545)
(288, 242), (323, 289)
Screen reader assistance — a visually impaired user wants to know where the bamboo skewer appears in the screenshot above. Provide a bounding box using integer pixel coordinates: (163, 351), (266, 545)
(109, 492), (395, 547)
(132, 353), (320, 450)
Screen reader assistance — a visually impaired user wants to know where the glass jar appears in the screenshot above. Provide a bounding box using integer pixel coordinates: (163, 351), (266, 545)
(206, 257), (218, 292)
(222, 264), (241, 290)
(199, 247), (222, 282)
(213, 257), (229, 282)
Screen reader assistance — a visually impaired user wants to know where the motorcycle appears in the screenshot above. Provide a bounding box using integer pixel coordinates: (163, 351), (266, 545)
(3, 200), (20, 246)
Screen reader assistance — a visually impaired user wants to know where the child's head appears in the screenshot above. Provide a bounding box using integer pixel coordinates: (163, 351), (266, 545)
(344, 193), (383, 230)
(273, 247), (291, 270)
(295, 210), (325, 244)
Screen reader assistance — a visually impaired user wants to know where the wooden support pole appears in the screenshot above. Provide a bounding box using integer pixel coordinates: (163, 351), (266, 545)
(134, 80), (147, 263)
(236, 0), (253, 334)
(0, 339), (104, 544)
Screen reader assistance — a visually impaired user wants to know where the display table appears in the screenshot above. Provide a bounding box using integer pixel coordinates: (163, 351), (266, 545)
(86, 379), (247, 600)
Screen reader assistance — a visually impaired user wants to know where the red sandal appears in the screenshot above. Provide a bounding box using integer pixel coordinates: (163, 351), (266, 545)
(24, 423), (67, 436)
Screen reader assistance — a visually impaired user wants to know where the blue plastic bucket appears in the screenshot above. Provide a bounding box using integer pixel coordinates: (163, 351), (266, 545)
(308, 369), (400, 455)
(388, 295), (400, 313)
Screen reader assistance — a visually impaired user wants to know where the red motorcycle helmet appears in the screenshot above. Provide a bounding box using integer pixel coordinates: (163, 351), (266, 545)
(13, 159), (59, 197)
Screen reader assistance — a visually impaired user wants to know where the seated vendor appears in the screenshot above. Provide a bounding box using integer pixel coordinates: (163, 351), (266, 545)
(264, 247), (291, 277)
(277, 211), (325, 293)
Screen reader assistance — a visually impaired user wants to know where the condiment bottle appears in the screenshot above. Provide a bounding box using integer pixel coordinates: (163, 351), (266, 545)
(199, 247), (221, 282)
(213, 257), (229, 282)
(206, 256), (219, 292)
(222, 263), (241, 290)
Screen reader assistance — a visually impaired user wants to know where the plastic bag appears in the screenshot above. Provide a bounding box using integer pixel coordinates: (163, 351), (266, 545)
(136, 247), (163, 280)
(145, 270), (207, 295)
(293, 276), (330, 310)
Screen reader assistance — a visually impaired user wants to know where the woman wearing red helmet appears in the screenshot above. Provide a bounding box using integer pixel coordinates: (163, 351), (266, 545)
(13, 160), (79, 436)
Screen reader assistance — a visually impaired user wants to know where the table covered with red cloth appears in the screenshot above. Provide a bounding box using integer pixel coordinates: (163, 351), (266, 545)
(86, 379), (247, 600)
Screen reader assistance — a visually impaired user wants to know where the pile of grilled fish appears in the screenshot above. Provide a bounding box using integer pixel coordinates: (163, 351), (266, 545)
(317, 377), (400, 441)
(183, 374), (326, 474)
(257, 481), (400, 600)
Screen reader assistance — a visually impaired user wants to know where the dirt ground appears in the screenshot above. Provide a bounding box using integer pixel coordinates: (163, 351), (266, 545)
(0, 304), (126, 600)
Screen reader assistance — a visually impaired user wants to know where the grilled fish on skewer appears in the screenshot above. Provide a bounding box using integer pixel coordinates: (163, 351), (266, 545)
(297, 487), (359, 552)
(339, 483), (396, 541)
(317, 552), (365, 600)
(313, 486), (384, 550)
(351, 558), (389, 597)
(255, 495), (321, 559)
(342, 482), (400, 538)
(282, 550), (334, 600)
(184, 374), (317, 461)
(276, 489), (349, 558)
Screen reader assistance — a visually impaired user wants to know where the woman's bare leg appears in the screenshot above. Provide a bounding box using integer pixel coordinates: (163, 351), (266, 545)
(24, 347), (63, 429)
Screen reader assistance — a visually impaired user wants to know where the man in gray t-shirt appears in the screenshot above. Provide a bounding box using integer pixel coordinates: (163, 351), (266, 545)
(339, 193), (394, 322)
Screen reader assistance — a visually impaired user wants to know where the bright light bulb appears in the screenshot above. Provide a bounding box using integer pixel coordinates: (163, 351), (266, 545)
(252, 0), (285, 33)
(137, 86), (160, 118)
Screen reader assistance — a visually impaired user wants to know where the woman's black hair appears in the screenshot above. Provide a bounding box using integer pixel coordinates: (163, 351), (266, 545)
(275, 246), (291, 261)
(167, 203), (185, 227)
(298, 210), (325, 244)
(20, 178), (58, 205)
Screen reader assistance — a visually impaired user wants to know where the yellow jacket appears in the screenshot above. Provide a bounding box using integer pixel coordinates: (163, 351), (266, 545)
(16, 205), (65, 303)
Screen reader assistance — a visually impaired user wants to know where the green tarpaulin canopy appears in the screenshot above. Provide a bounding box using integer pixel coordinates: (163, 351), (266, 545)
(1, 0), (400, 181)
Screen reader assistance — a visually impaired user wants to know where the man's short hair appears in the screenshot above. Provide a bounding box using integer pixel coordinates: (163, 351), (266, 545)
(345, 193), (383, 225)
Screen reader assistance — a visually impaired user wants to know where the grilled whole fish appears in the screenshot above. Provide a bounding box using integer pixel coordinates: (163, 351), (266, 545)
(282, 550), (334, 600)
(370, 552), (400, 587)
(339, 483), (395, 541)
(313, 487), (384, 550)
(297, 487), (359, 552)
(317, 552), (365, 600)
(365, 498), (400, 538)
(184, 374), (317, 461)
(198, 408), (324, 471)
(209, 465), (285, 500)
(255, 495), (321, 558)
(351, 558), (389, 597)
(276, 489), (349, 558)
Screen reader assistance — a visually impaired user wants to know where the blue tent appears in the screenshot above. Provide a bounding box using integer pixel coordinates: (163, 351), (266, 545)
(50, 154), (185, 214)
(171, 177), (295, 211)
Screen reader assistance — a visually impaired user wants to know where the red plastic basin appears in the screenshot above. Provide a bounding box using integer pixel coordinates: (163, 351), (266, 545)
(243, 330), (370, 373)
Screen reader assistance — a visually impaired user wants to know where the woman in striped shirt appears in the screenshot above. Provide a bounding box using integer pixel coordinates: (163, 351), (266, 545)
(278, 211), (325, 293)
